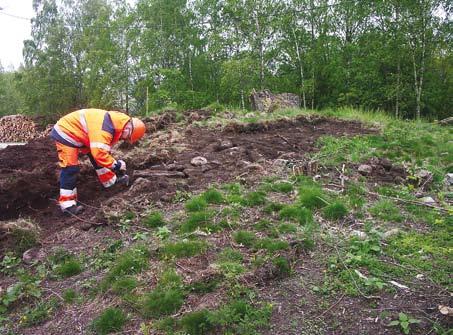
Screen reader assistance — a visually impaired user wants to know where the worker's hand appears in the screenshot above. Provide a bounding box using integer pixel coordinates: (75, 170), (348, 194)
(114, 159), (127, 172)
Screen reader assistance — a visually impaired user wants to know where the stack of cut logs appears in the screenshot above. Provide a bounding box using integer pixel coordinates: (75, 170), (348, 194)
(0, 115), (41, 142)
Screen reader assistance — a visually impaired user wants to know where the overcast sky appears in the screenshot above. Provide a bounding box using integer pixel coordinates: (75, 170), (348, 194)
(0, 0), (136, 71)
(0, 0), (34, 70)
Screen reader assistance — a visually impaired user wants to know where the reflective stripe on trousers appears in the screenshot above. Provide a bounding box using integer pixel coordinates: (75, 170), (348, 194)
(96, 168), (117, 188)
(59, 188), (77, 209)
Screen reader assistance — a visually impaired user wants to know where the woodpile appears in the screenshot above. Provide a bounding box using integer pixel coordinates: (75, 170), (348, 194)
(0, 115), (41, 142)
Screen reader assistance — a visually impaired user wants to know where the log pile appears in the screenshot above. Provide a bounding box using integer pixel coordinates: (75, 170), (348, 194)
(0, 115), (41, 142)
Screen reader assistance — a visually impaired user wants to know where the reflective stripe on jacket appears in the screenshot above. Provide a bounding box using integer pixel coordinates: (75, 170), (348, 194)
(51, 109), (130, 168)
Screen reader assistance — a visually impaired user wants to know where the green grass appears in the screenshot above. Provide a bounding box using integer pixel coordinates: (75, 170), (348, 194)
(54, 258), (82, 278)
(270, 182), (294, 193)
(218, 248), (244, 263)
(323, 201), (349, 220)
(91, 307), (127, 335)
(160, 240), (208, 259)
(20, 299), (58, 328)
(63, 289), (77, 304)
(141, 288), (184, 318)
(201, 188), (224, 204)
(255, 238), (289, 253)
(272, 256), (291, 277)
(143, 211), (166, 228)
(185, 196), (208, 212)
(180, 210), (214, 233)
(241, 191), (267, 207)
(102, 245), (150, 287)
(180, 309), (214, 334)
(111, 276), (138, 295)
(10, 227), (39, 255)
(370, 199), (404, 223)
(278, 223), (298, 234)
(233, 230), (256, 247)
(279, 205), (313, 225)
(299, 185), (329, 209)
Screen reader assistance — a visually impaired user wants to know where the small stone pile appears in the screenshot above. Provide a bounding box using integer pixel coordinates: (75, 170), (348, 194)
(0, 114), (41, 142)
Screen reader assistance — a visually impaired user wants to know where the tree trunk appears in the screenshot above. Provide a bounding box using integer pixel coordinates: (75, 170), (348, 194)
(291, 26), (306, 109)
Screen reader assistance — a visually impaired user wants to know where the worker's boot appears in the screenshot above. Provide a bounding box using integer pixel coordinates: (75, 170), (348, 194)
(62, 204), (84, 216)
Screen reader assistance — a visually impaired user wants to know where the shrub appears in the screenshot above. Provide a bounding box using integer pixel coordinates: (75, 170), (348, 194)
(233, 231), (256, 247)
(141, 288), (184, 318)
(185, 196), (208, 212)
(299, 185), (328, 209)
(143, 211), (166, 228)
(160, 240), (208, 259)
(323, 201), (349, 220)
(202, 188), (224, 204)
(91, 307), (127, 335)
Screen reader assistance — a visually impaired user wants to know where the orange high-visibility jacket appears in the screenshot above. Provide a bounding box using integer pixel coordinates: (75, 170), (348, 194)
(52, 109), (130, 168)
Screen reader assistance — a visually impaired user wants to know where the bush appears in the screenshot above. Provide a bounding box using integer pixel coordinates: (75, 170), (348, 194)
(232, 231), (256, 247)
(185, 196), (208, 212)
(91, 307), (127, 335)
(299, 185), (328, 209)
(323, 201), (349, 220)
(143, 211), (166, 228)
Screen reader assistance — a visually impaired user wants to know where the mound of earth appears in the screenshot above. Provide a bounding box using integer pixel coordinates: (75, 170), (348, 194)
(0, 115), (373, 254)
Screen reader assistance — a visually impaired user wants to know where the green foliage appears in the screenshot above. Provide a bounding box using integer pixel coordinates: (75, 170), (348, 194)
(1, 271), (42, 313)
(263, 202), (285, 214)
(180, 310), (214, 335)
(218, 248), (244, 263)
(241, 191), (267, 207)
(141, 288), (184, 319)
(233, 231), (256, 247)
(180, 211), (214, 233)
(255, 238), (289, 253)
(201, 188), (224, 204)
(279, 205), (313, 225)
(9, 228), (39, 255)
(143, 211), (166, 228)
(63, 289), (77, 304)
(20, 298), (58, 328)
(370, 200), (404, 222)
(270, 182), (294, 193)
(91, 307), (127, 335)
(299, 185), (328, 209)
(185, 196), (208, 212)
(272, 257), (291, 277)
(160, 240), (208, 259)
(102, 245), (150, 287)
(0, 252), (21, 275)
(388, 313), (421, 335)
(111, 277), (138, 296)
(323, 201), (349, 220)
(278, 223), (298, 234)
(55, 258), (82, 278)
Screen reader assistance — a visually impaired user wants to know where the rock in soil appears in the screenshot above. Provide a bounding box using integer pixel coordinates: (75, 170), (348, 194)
(191, 156), (208, 166)
(445, 173), (453, 186)
(358, 164), (373, 175)
(421, 196), (436, 204)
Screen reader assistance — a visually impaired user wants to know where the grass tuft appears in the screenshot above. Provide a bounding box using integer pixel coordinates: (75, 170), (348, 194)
(323, 201), (349, 220)
(232, 230), (256, 247)
(299, 185), (329, 209)
(201, 188), (224, 204)
(111, 276), (138, 295)
(279, 205), (313, 225)
(180, 211), (214, 233)
(241, 191), (267, 207)
(141, 288), (184, 318)
(185, 196), (208, 212)
(55, 258), (82, 278)
(143, 211), (166, 228)
(91, 307), (127, 335)
(370, 199), (404, 222)
(180, 310), (214, 334)
(160, 240), (208, 259)
(255, 238), (289, 253)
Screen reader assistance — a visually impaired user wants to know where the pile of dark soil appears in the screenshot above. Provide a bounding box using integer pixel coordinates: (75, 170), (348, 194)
(0, 115), (372, 251)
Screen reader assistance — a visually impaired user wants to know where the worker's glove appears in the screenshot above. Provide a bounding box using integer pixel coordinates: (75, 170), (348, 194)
(113, 159), (127, 173)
